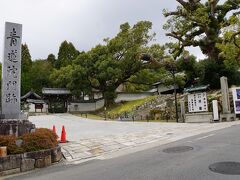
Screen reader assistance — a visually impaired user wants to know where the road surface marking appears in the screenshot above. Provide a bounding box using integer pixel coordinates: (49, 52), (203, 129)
(195, 134), (215, 141)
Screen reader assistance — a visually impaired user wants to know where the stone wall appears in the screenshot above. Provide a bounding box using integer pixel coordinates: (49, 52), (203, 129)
(185, 112), (213, 123)
(0, 119), (35, 136)
(0, 146), (62, 176)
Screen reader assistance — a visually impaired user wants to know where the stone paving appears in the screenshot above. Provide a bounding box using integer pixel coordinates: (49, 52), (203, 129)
(29, 114), (177, 141)
(28, 114), (240, 164)
(60, 120), (240, 164)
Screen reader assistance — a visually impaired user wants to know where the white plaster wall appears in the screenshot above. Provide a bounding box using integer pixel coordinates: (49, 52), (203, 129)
(157, 85), (175, 93)
(28, 103), (35, 112)
(69, 99), (104, 112)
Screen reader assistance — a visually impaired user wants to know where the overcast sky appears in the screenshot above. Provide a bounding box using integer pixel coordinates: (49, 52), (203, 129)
(0, 0), (208, 61)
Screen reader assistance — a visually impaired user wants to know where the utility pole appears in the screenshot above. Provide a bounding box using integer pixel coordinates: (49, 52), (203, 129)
(173, 73), (178, 123)
(140, 53), (179, 122)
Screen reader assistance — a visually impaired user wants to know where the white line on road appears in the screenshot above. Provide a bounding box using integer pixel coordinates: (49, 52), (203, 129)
(195, 134), (215, 141)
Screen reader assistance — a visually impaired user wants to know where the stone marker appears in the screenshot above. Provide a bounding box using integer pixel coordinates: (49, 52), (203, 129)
(0, 22), (35, 136)
(2, 22), (22, 119)
(180, 99), (185, 122)
(220, 76), (236, 121)
(220, 76), (231, 114)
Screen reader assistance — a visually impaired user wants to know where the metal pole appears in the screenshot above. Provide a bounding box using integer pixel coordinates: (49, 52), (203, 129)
(173, 73), (179, 123)
(104, 106), (107, 121)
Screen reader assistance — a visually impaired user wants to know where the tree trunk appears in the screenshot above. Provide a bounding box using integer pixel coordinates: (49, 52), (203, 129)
(103, 90), (117, 107)
(104, 98), (115, 107)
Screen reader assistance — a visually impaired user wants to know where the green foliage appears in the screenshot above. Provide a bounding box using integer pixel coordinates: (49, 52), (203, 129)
(216, 15), (240, 85)
(125, 69), (163, 92)
(17, 3), (240, 99)
(198, 59), (221, 88)
(198, 58), (240, 88)
(124, 44), (166, 92)
(163, 0), (240, 88)
(50, 65), (73, 88)
(30, 60), (53, 94)
(108, 96), (156, 118)
(21, 45), (53, 95)
(21, 73), (32, 95)
(47, 53), (56, 66)
(159, 58), (186, 88)
(21, 44), (32, 95)
(55, 41), (79, 69)
(51, 21), (155, 106)
(176, 52), (199, 85)
(143, 44), (165, 60)
(21, 44), (32, 72)
(164, 0), (240, 60)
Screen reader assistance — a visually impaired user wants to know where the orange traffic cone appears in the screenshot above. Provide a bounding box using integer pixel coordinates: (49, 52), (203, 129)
(60, 126), (67, 143)
(52, 125), (56, 134)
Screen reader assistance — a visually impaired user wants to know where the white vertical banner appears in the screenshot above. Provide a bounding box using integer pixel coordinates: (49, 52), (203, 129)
(2, 22), (22, 119)
(232, 87), (240, 114)
(212, 100), (219, 120)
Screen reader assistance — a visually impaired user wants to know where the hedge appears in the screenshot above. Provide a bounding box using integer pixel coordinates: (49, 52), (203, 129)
(0, 128), (58, 155)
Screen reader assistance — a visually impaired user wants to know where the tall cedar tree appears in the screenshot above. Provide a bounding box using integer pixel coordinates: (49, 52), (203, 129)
(21, 43), (32, 95)
(55, 41), (79, 69)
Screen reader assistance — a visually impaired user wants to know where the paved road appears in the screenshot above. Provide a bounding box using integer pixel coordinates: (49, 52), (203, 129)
(5, 124), (240, 180)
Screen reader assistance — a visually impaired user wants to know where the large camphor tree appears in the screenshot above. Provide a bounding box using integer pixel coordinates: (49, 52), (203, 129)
(51, 21), (156, 106)
(163, 0), (240, 87)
